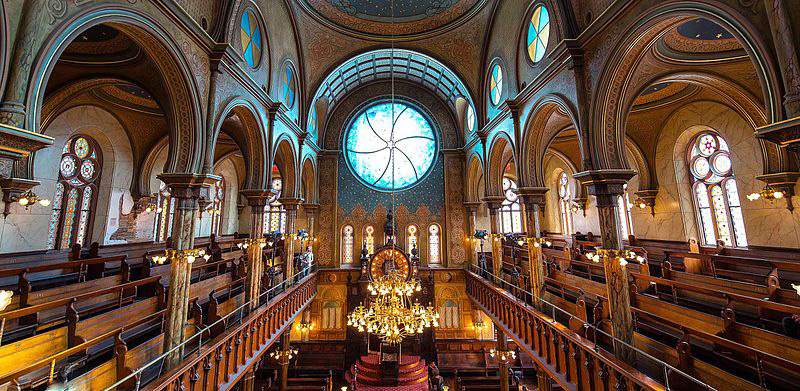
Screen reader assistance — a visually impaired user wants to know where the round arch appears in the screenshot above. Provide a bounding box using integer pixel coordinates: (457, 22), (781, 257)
(25, 6), (203, 175)
(591, 2), (781, 170)
(485, 132), (515, 197)
(301, 156), (317, 204)
(465, 154), (484, 203)
(273, 136), (298, 199)
(210, 99), (269, 190)
(519, 94), (581, 187)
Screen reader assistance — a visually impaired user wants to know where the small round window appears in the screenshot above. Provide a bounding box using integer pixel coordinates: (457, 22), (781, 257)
(282, 64), (296, 109)
(344, 101), (437, 192)
(489, 64), (503, 106)
(240, 9), (262, 67)
(526, 5), (551, 63)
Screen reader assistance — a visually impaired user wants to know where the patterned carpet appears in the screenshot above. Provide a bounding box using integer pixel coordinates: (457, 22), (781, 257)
(346, 354), (429, 391)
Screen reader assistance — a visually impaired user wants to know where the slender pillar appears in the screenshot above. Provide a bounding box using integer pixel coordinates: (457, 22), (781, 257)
(517, 187), (548, 310)
(304, 203), (320, 253)
(158, 173), (219, 369)
(280, 198), (303, 282)
(495, 327), (510, 391)
(483, 197), (505, 281)
(464, 202), (482, 267)
(278, 332), (291, 391)
(535, 365), (552, 391)
(242, 190), (273, 309)
(574, 170), (636, 364)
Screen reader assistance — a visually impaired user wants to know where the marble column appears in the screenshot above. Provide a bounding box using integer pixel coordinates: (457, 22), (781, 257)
(495, 326), (510, 391)
(242, 190), (273, 309)
(280, 198), (303, 282)
(158, 173), (219, 369)
(278, 331), (291, 391)
(483, 196), (505, 282)
(463, 202), (482, 266)
(516, 187), (548, 310)
(574, 169), (636, 364)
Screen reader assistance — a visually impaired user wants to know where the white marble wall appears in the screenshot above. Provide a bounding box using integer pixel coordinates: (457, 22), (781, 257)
(542, 153), (601, 236)
(214, 158), (240, 235)
(0, 106), (135, 252)
(638, 101), (800, 247)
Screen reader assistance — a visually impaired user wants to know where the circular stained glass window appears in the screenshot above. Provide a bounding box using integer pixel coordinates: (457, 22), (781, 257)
(466, 104), (476, 132)
(74, 138), (90, 158)
(283, 64), (296, 109)
(527, 5), (551, 63)
(60, 156), (77, 177)
(692, 156), (710, 179)
(697, 134), (717, 156)
(80, 160), (95, 180)
(240, 9), (262, 67)
(490, 64), (503, 106)
(711, 153), (732, 176)
(344, 101), (437, 192)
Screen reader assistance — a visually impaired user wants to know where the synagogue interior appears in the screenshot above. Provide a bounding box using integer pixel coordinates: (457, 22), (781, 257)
(1, 0), (800, 390)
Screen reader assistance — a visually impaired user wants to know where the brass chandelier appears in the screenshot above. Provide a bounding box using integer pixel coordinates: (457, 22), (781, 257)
(347, 271), (439, 344)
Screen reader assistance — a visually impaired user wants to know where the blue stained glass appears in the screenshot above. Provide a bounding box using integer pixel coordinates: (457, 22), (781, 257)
(240, 10), (262, 67)
(344, 102), (437, 191)
(526, 5), (550, 63)
(283, 65), (295, 108)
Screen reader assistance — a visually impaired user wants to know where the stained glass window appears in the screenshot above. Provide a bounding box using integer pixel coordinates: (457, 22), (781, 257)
(407, 225), (418, 254)
(240, 9), (262, 67)
(364, 225), (375, 255)
(154, 182), (173, 242)
(342, 225), (354, 264)
(263, 176), (286, 234)
(466, 104), (476, 133)
(428, 224), (441, 264)
(500, 177), (523, 233)
(48, 136), (102, 249)
(527, 5), (551, 63)
(283, 64), (296, 109)
(308, 104), (317, 136)
(211, 179), (225, 235)
(688, 131), (747, 247)
(344, 101), (437, 191)
(617, 184), (634, 238)
(489, 64), (503, 106)
(558, 172), (574, 236)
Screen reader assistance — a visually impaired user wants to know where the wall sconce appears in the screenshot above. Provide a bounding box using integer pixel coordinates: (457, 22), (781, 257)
(12, 190), (50, 209)
(489, 348), (516, 363)
(585, 248), (645, 266)
(151, 248), (210, 265)
(571, 197), (588, 217)
(746, 184), (794, 212)
(473, 320), (486, 333)
(633, 190), (658, 217)
(296, 320), (314, 334)
(270, 347), (299, 363)
(0, 290), (13, 311)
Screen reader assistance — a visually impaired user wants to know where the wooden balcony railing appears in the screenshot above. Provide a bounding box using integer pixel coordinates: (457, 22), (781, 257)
(141, 272), (318, 391)
(465, 271), (666, 391)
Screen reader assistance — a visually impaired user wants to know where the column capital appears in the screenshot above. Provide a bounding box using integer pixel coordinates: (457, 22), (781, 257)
(157, 173), (220, 199)
(515, 186), (548, 207)
(463, 201), (482, 213)
(278, 197), (304, 210)
(303, 203), (320, 212)
(574, 169), (636, 206)
(240, 189), (277, 206)
(482, 196), (506, 210)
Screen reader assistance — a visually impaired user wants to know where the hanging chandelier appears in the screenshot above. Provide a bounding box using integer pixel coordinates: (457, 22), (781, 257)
(347, 271), (439, 345)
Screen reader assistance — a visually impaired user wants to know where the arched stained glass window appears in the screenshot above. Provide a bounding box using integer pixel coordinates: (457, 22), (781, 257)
(363, 225), (375, 255)
(526, 5), (551, 63)
(263, 176), (286, 234)
(558, 173), (574, 236)
(500, 177), (523, 233)
(211, 179), (225, 235)
(48, 136), (102, 249)
(283, 64), (296, 109)
(344, 101), (437, 191)
(308, 104), (317, 136)
(154, 181), (175, 242)
(407, 225), (418, 254)
(689, 131), (747, 247)
(240, 9), (262, 67)
(428, 224), (441, 264)
(466, 104), (476, 133)
(341, 225), (354, 264)
(489, 64), (503, 106)
(617, 184), (634, 238)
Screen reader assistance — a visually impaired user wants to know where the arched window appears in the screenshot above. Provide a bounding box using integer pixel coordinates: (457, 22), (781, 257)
(406, 225), (418, 254)
(428, 224), (441, 265)
(558, 173), (574, 236)
(263, 176), (286, 234)
(211, 179), (225, 235)
(500, 177), (523, 233)
(322, 301), (342, 329)
(440, 300), (460, 328)
(617, 184), (633, 238)
(48, 136), (102, 249)
(153, 181), (175, 242)
(689, 131), (747, 247)
(363, 225), (375, 255)
(341, 225), (354, 264)
(282, 63), (296, 109)
(239, 9), (262, 68)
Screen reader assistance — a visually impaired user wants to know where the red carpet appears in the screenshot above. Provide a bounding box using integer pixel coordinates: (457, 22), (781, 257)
(345, 354), (428, 391)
